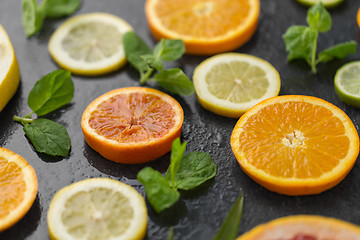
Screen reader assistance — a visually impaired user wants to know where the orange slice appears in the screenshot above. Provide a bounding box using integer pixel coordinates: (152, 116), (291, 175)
(230, 95), (359, 195)
(81, 87), (184, 164)
(237, 215), (360, 240)
(145, 0), (260, 55)
(357, 8), (360, 28)
(0, 147), (38, 231)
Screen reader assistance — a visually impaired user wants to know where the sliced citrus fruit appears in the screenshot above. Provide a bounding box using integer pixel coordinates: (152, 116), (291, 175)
(296, 0), (344, 8)
(48, 13), (133, 76)
(334, 61), (360, 107)
(0, 25), (20, 112)
(357, 8), (360, 29)
(145, 0), (260, 55)
(81, 87), (184, 164)
(0, 147), (38, 232)
(47, 178), (147, 240)
(237, 215), (360, 239)
(231, 95), (359, 195)
(193, 53), (280, 118)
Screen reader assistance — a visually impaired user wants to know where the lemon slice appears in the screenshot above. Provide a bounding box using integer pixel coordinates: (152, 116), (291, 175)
(0, 25), (20, 111)
(334, 61), (360, 107)
(296, 0), (344, 8)
(48, 13), (133, 76)
(47, 178), (147, 240)
(193, 53), (280, 118)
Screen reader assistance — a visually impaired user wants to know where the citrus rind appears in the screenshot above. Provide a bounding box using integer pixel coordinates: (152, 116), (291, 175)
(145, 0), (260, 55)
(47, 178), (147, 240)
(0, 25), (20, 112)
(237, 215), (360, 239)
(0, 147), (38, 232)
(81, 87), (184, 164)
(231, 95), (359, 195)
(334, 61), (360, 107)
(193, 53), (281, 118)
(296, 0), (344, 8)
(48, 13), (133, 76)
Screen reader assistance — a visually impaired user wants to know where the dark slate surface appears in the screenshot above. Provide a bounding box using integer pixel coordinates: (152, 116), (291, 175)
(0, 0), (360, 239)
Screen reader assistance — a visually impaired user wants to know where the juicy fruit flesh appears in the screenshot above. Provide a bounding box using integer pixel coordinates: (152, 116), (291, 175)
(0, 156), (25, 219)
(205, 61), (269, 103)
(89, 92), (176, 143)
(238, 101), (349, 178)
(154, 0), (251, 38)
(61, 187), (134, 239)
(62, 22), (123, 62)
(339, 65), (360, 95)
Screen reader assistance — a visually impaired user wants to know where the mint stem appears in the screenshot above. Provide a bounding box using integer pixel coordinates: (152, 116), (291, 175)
(13, 115), (34, 125)
(311, 32), (319, 74)
(140, 68), (154, 84)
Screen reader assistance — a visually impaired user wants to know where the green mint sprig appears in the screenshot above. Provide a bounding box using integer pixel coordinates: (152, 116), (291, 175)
(283, 3), (357, 73)
(213, 195), (244, 240)
(13, 70), (73, 157)
(22, 0), (82, 37)
(166, 195), (244, 240)
(137, 138), (217, 213)
(123, 32), (195, 96)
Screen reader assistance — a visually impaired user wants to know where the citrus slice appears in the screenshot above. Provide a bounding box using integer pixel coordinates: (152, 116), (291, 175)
(193, 53), (280, 118)
(47, 178), (147, 240)
(145, 0), (260, 55)
(81, 87), (184, 164)
(357, 8), (360, 29)
(0, 147), (38, 232)
(296, 0), (344, 8)
(48, 13), (133, 76)
(230, 95), (359, 195)
(0, 25), (20, 112)
(334, 61), (360, 107)
(237, 215), (360, 240)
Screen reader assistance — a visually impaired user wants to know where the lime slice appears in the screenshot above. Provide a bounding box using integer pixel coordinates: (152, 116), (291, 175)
(0, 25), (20, 111)
(47, 178), (147, 240)
(334, 61), (360, 107)
(193, 53), (280, 118)
(48, 13), (133, 76)
(296, 0), (344, 8)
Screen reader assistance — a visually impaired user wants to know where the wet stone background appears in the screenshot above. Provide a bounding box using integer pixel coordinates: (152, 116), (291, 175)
(1, 0), (360, 239)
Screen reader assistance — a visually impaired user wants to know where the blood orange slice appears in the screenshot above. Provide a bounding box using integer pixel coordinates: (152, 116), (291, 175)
(81, 87), (184, 164)
(237, 215), (360, 240)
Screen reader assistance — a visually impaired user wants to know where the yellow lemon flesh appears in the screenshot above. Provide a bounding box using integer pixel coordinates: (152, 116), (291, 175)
(0, 25), (20, 112)
(48, 13), (133, 76)
(47, 178), (147, 240)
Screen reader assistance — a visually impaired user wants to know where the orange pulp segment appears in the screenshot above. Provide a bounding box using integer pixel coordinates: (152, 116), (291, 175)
(237, 215), (360, 240)
(0, 147), (38, 232)
(81, 87), (184, 164)
(145, 0), (260, 55)
(231, 95), (359, 195)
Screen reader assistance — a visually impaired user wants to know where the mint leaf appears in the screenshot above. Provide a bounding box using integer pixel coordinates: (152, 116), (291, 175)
(154, 68), (195, 96)
(307, 2), (331, 32)
(154, 39), (185, 62)
(213, 195), (244, 240)
(318, 41), (357, 63)
(137, 167), (180, 213)
(44, 0), (82, 18)
(283, 26), (317, 64)
(167, 151), (216, 190)
(28, 70), (74, 116)
(141, 54), (163, 71)
(123, 32), (152, 72)
(166, 138), (187, 188)
(21, 0), (45, 37)
(23, 118), (71, 157)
